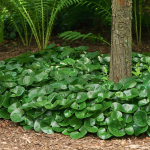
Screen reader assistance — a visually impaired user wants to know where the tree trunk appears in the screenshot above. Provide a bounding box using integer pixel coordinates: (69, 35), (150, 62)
(109, 0), (132, 84)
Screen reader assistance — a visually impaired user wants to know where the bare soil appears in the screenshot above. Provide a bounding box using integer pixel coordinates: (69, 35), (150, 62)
(0, 28), (150, 150)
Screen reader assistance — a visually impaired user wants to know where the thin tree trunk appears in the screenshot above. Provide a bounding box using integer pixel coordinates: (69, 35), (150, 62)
(109, 0), (132, 83)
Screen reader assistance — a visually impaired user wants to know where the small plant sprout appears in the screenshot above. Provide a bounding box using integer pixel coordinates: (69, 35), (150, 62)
(4, 44), (8, 47)
(132, 62), (142, 76)
(14, 43), (17, 46)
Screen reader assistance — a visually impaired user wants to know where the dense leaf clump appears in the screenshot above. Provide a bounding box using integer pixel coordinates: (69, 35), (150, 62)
(1, 44), (150, 139)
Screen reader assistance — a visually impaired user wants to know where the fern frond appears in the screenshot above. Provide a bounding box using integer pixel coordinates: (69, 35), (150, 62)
(59, 31), (110, 45)
(82, 33), (93, 41)
(66, 32), (81, 41)
(70, 34), (85, 42)
(76, 0), (111, 26)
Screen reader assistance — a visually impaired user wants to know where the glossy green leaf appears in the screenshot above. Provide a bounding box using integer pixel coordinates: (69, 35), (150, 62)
(24, 116), (34, 127)
(21, 69), (35, 76)
(147, 127), (150, 136)
(8, 102), (21, 113)
(10, 86), (25, 97)
(147, 115), (150, 126)
(115, 91), (126, 100)
(60, 58), (75, 66)
(40, 117), (54, 134)
(143, 79), (150, 89)
(111, 111), (122, 120)
(0, 108), (10, 119)
(70, 116), (82, 130)
(87, 91), (100, 99)
(133, 123), (148, 136)
(98, 93), (108, 102)
(111, 102), (123, 111)
(108, 120), (125, 137)
(77, 57), (91, 65)
(60, 47), (75, 57)
(38, 85), (54, 95)
(122, 114), (132, 123)
(102, 81), (114, 90)
(113, 83), (122, 91)
(18, 57), (33, 64)
(96, 113), (104, 122)
(133, 110), (147, 127)
(34, 117), (43, 132)
(76, 92), (87, 103)
(3, 82), (16, 88)
(86, 104), (102, 111)
(0, 95), (4, 108)
(0, 61), (5, 66)
(85, 84), (103, 92)
(74, 46), (88, 51)
(71, 102), (86, 110)
(75, 109), (93, 119)
(123, 88), (139, 99)
(28, 87), (40, 98)
(119, 77), (135, 86)
(139, 89), (149, 98)
(122, 104), (138, 113)
(64, 109), (74, 118)
(60, 68), (78, 77)
(0, 84), (6, 94)
(121, 80), (137, 90)
(70, 126), (87, 139)
(138, 98), (150, 106)
(58, 118), (70, 126)
(86, 51), (100, 59)
(100, 101), (112, 112)
(97, 127), (113, 139)
(125, 123), (134, 135)
(34, 72), (48, 82)
(50, 81), (67, 90)
(18, 76), (34, 86)
(45, 100), (59, 109)
(43, 44), (55, 50)
(84, 118), (98, 133)
(10, 108), (24, 122)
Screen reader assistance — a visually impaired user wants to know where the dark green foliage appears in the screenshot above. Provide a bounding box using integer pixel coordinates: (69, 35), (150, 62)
(1, 44), (150, 139)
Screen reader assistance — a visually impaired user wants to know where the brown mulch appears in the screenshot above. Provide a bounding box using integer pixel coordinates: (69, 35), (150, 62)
(0, 28), (150, 150)
(0, 119), (150, 150)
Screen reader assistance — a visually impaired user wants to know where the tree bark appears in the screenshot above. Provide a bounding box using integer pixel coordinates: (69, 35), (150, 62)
(109, 0), (132, 84)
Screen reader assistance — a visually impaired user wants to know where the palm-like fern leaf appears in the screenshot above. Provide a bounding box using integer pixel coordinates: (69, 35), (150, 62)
(59, 31), (110, 45)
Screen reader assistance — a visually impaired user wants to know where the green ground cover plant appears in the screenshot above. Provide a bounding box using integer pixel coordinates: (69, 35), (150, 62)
(1, 44), (150, 139)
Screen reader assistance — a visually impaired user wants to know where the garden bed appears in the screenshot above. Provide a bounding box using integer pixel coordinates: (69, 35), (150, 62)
(0, 28), (150, 150)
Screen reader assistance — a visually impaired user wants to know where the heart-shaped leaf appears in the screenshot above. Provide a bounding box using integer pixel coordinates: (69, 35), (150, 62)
(125, 123), (134, 135)
(133, 123), (148, 136)
(70, 102), (86, 110)
(108, 120), (125, 137)
(0, 108), (10, 119)
(70, 126), (87, 139)
(70, 116), (82, 130)
(133, 110), (147, 127)
(122, 104), (138, 113)
(10, 108), (24, 122)
(97, 127), (113, 139)
(84, 118), (98, 133)
(111, 111), (122, 120)
(10, 86), (25, 97)
(40, 117), (54, 134)
(18, 76), (34, 86)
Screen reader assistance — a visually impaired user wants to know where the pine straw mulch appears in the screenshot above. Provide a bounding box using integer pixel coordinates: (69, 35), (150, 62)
(0, 28), (150, 150)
